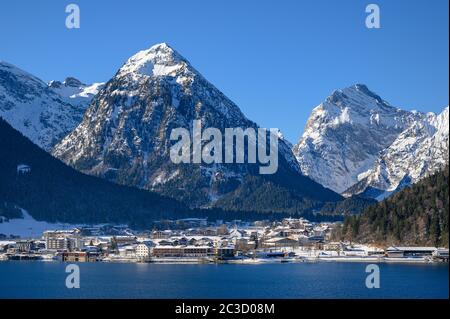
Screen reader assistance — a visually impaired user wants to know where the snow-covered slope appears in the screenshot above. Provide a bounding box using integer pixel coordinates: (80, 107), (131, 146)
(53, 43), (340, 208)
(344, 106), (449, 199)
(49, 77), (104, 108)
(0, 209), (79, 238)
(0, 61), (100, 151)
(293, 84), (422, 193)
(294, 84), (448, 199)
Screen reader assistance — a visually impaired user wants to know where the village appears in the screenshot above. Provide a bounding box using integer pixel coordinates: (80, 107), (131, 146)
(0, 217), (448, 264)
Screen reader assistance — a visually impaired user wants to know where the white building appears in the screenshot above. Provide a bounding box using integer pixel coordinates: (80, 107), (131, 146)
(136, 242), (154, 259)
(117, 245), (136, 258)
(386, 246), (437, 258)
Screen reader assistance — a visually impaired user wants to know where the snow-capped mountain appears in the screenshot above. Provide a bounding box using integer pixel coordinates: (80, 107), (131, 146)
(0, 61), (100, 150)
(294, 84), (449, 199)
(53, 43), (340, 209)
(49, 77), (104, 108)
(293, 84), (422, 194)
(344, 106), (449, 199)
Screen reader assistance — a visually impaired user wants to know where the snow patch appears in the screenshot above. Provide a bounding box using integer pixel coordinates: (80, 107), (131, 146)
(0, 210), (81, 238)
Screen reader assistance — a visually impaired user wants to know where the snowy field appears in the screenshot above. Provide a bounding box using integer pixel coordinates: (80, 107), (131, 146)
(0, 210), (79, 238)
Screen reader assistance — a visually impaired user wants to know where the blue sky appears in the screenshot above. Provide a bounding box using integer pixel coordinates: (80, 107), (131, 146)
(0, 0), (448, 142)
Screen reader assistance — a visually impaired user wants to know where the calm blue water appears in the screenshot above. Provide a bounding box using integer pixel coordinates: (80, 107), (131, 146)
(0, 261), (448, 299)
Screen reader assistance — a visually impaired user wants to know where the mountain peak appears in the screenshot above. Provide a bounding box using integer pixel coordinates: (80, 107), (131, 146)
(353, 83), (370, 92)
(48, 80), (62, 89)
(149, 42), (172, 50)
(295, 83), (423, 193)
(118, 43), (190, 78)
(64, 77), (85, 87)
(324, 84), (389, 110)
(347, 83), (385, 104)
(144, 42), (179, 58)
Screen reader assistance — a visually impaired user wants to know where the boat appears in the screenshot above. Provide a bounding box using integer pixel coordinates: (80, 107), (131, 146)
(317, 256), (383, 262)
(384, 257), (428, 263)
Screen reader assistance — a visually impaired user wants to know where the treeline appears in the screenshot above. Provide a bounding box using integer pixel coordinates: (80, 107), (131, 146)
(335, 167), (449, 247)
(213, 175), (322, 214)
(190, 207), (344, 223)
(213, 175), (368, 218)
(320, 196), (376, 215)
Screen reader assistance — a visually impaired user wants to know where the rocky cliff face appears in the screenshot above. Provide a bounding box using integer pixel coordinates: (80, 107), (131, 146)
(294, 84), (448, 199)
(344, 106), (449, 199)
(294, 84), (421, 193)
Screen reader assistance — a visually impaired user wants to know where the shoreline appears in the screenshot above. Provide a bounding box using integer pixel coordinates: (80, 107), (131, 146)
(1, 256), (447, 265)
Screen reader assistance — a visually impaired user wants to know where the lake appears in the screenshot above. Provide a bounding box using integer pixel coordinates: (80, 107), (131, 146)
(0, 261), (448, 299)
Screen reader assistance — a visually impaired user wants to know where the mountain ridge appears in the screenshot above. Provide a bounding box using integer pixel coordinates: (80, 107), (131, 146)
(294, 84), (448, 198)
(0, 115), (346, 226)
(0, 61), (101, 151)
(52, 43), (342, 211)
(343, 106), (449, 199)
(2, 47), (447, 213)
